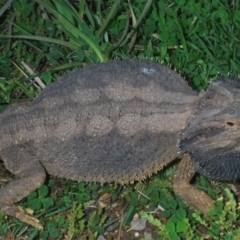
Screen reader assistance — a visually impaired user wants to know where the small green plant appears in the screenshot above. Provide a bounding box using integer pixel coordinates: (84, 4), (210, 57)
(141, 187), (240, 239)
(26, 185), (54, 211)
(66, 201), (107, 239)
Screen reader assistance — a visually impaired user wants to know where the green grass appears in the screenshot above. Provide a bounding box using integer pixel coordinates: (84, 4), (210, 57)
(0, 0), (240, 239)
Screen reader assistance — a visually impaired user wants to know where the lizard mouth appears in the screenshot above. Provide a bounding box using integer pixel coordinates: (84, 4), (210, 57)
(183, 118), (240, 144)
(181, 118), (240, 181)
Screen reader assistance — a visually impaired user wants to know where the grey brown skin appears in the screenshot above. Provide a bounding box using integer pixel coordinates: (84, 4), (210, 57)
(0, 59), (231, 229)
(174, 79), (240, 214)
(181, 79), (240, 181)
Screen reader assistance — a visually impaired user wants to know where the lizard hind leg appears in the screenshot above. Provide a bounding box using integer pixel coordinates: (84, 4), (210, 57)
(173, 154), (214, 214)
(0, 146), (46, 229)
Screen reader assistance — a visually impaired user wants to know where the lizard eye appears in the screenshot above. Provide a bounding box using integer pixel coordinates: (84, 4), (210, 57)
(226, 121), (234, 127)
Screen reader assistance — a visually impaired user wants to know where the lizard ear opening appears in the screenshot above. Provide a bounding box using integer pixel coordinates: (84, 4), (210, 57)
(226, 121), (234, 127)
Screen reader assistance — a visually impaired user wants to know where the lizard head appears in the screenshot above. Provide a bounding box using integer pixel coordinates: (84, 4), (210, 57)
(181, 78), (240, 181)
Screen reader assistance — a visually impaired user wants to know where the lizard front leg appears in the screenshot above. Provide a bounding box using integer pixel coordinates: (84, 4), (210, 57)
(173, 153), (214, 214)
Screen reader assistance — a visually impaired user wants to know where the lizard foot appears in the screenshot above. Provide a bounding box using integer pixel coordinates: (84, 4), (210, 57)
(1, 204), (43, 230)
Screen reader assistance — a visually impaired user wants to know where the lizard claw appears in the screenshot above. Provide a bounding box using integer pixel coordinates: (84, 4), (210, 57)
(0, 204), (43, 230)
(15, 206), (43, 230)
